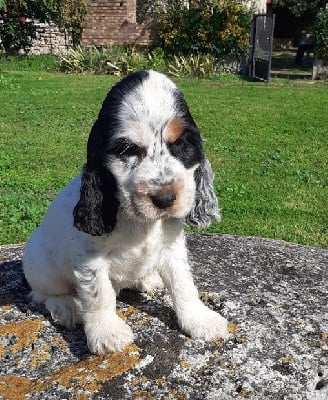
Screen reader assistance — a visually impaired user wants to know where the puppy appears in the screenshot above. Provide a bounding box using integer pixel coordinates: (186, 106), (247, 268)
(23, 70), (228, 354)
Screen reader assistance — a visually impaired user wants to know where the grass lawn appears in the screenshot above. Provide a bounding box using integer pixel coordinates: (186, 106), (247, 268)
(0, 69), (327, 247)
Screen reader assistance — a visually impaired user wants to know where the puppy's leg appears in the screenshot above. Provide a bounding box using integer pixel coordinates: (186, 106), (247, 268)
(136, 272), (164, 293)
(28, 289), (81, 329)
(158, 252), (228, 341)
(74, 263), (134, 354)
(45, 295), (82, 329)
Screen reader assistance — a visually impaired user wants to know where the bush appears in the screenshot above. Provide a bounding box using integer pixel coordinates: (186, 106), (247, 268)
(0, 0), (57, 54)
(155, 0), (251, 58)
(59, 44), (224, 79)
(0, 6), (36, 54)
(147, 47), (167, 72)
(168, 54), (218, 78)
(314, 6), (328, 59)
(59, 45), (152, 75)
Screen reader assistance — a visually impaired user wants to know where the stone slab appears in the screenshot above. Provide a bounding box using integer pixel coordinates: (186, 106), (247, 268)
(0, 234), (327, 399)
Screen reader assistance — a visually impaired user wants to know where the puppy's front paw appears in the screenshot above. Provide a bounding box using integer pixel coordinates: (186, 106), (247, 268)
(179, 304), (229, 341)
(45, 295), (82, 329)
(136, 272), (164, 293)
(84, 312), (134, 354)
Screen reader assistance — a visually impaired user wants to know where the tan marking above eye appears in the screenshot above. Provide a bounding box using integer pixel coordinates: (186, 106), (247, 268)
(164, 117), (185, 144)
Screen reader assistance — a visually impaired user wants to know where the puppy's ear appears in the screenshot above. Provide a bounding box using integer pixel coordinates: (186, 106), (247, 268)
(73, 166), (118, 236)
(185, 158), (221, 228)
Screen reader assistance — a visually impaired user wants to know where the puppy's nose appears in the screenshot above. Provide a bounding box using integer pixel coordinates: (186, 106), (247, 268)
(150, 192), (176, 209)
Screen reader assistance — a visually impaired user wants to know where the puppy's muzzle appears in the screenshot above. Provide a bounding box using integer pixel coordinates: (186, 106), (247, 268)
(150, 192), (176, 209)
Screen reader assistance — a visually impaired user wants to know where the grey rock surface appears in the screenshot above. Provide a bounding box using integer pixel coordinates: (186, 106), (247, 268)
(0, 234), (327, 400)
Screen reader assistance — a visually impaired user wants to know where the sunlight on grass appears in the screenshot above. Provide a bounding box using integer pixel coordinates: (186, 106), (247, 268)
(0, 71), (327, 247)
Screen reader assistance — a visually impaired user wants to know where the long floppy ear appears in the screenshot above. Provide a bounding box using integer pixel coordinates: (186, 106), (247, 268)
(73, 165), (118, 236)
(185, 158), (221, 228)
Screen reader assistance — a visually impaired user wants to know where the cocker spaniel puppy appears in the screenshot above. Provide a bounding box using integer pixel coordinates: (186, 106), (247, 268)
(23, 70), (228, 354)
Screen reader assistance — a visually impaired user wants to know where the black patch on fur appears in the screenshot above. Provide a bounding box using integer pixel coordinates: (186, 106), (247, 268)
(168, 125), (204, 169)
(73, 166), (119, 236)
(172, 87), (197, 126)
(168, 88), (204, 168)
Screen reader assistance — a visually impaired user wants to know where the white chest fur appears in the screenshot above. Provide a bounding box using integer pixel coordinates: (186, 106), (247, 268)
(107, 218), (164, 285)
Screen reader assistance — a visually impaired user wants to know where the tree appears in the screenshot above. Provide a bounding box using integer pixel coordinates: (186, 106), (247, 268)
(1, 2), (34, 54)
(314, 5), (328, 59)
(271, 0), (327, 17)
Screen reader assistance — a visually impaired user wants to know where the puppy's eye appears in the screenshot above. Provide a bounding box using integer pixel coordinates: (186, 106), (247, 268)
(168, 128), (203, 169)
(110, 138), (146, 159)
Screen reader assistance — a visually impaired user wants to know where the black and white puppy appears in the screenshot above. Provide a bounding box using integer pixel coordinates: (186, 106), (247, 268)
(23, 70), (228, 354)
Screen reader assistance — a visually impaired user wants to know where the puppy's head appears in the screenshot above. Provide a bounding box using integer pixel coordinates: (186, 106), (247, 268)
(74, 70), (220, 236)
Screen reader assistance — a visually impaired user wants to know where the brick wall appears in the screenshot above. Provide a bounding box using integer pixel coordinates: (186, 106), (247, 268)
(82, 0), (153, 47)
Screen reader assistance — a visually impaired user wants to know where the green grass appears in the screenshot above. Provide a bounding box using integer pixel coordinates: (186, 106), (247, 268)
(0, 68), (327, 247)
(0, 54), (59, 72)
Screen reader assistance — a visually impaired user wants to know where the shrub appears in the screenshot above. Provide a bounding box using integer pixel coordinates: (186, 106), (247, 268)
(147, 47), (167, 72)
(59, 44), (223, 79)
(0, 1), (36, 54)
(155, 0), (251, 58)
(168, 54), (218, 78)
(59, 45), (152, 75)
(0, 0), (60, 54)
(314, 6), (328, 60)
